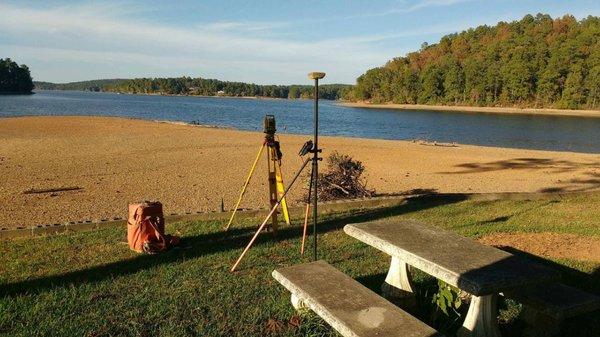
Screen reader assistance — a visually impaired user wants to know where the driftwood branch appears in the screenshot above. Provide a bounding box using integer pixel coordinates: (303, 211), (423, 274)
(327, 181), (350, 195)
(305, 151), (375, 201)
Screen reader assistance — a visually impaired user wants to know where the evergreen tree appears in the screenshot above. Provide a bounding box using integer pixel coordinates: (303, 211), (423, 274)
(560, 64), (586, 109)
(0, 58), (34, 94)
(442, 58), (464, 104)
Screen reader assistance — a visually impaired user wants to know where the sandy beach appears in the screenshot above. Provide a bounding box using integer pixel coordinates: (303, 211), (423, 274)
(340, 102), (600, 118)
(0, 116), (599, 229)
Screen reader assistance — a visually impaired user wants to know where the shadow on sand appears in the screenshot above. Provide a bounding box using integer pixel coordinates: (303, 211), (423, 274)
(441, 157), (599, 175)
(439, 157), (600, 193)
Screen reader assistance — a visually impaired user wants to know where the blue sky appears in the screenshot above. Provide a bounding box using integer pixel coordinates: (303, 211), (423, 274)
(1, 1), (599, 84)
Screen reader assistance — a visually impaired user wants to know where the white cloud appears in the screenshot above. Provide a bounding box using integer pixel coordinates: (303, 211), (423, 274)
(203, 21), (289, 32)
(1, 1), (482, 83)
(322, 0), (476, 21)
(1, 3), (411, 83)
(401, 0), (475, 13)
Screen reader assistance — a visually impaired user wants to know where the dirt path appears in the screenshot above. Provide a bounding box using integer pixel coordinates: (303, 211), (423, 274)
(479, 232), (600, 263)
(1, 116), (599, 229)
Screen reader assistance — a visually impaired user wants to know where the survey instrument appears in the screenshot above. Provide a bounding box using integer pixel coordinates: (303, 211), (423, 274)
(231, 140), (314, 272)
(225, 115), (290, 232)
(308, 71), (325, 261)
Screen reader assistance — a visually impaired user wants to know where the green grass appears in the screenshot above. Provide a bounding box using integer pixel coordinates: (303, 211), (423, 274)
(1, 193), (599, 336)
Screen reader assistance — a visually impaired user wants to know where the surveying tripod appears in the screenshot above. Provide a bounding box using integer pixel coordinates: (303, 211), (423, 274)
(230, 72), (326, 272)
(225, 115), (290, 232)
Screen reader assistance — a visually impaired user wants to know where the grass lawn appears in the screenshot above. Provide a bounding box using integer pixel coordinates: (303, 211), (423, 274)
(1, 192), (599, 336)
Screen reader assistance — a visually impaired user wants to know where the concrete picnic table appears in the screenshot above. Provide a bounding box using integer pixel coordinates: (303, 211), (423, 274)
(344, 220), (560, 337)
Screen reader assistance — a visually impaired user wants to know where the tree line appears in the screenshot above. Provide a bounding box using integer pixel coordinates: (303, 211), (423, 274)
(0, 58), (34, 94)
(34, 79), (129, 92)
(36, 77), (352, 100)
(349, 14), (600, 110)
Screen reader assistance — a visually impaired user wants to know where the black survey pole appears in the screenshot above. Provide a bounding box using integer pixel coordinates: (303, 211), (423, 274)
(308, 71), (325, 261)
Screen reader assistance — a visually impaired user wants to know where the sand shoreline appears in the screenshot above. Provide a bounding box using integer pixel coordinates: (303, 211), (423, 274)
(340, 102), (600, 118)
(1, 116), (598, 229)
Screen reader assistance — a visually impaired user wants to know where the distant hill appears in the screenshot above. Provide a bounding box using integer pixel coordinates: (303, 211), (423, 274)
(34, 79), (128, 91)
(1, 58), (34, 94)
(349, 14), (600, 110)
(36, 77), (352, 100)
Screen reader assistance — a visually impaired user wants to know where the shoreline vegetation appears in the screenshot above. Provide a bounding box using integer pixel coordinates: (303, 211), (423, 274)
(34, 78), (352, 100)
(340, 101), (600, 118)
(31, 87), (337, 101)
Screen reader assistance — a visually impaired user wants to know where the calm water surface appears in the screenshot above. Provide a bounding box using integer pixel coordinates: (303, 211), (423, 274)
(1, 90), (599, 153)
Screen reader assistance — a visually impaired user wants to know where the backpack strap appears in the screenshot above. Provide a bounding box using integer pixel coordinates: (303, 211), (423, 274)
(146, 217), (167, 251)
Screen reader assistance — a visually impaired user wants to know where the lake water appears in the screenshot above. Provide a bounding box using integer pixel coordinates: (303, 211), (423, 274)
(1, 90), (599, 153)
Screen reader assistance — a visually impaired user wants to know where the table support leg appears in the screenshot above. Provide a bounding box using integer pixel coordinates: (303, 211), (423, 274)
(382, 256), (415, 305)
(291, 294), (307, 310)
(458, 294), (501, 337)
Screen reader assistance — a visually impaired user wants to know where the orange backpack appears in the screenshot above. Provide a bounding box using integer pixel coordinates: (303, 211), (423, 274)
(127, 201), (179, 253)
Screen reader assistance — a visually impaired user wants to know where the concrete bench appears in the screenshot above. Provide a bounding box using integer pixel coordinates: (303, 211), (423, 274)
(272, 260), (443, 337)
(344, 220), (560, 337)
(507, 283), (600, 336)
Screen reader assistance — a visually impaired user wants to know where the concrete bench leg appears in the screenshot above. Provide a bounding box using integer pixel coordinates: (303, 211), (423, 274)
(291, 293), (308, 310)
(458, 294), (501, 337)
(382, 256), (416, 307)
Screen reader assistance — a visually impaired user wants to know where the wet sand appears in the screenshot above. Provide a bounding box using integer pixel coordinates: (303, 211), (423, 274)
(1, 116), (598, 229)
(340, 102), (600, 118)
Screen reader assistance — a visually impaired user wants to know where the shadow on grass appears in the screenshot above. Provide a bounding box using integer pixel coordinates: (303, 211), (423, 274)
(354, 247), (599, 337)
(450, 199), (559, 231)
(498, 246), (600, 296)
(498, 247), (600, 337)
(1, 194), (468, 298)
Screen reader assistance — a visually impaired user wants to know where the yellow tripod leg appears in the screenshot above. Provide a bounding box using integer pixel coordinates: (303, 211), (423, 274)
(225, 142), (265, 230)
(274, 159), (291, 225)
(267, 146), (279, 232)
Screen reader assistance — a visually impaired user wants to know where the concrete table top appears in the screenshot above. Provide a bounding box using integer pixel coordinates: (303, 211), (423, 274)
(344, 220), (560, 296)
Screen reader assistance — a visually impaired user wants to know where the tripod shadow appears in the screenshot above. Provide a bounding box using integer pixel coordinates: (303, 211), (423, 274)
(1, 193), (468, 298)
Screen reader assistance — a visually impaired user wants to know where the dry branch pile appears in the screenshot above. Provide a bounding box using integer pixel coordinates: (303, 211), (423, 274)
(310, 151), (375, 201)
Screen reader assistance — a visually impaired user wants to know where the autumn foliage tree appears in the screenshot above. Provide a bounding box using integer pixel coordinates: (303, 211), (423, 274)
(349, 14), (600, 110)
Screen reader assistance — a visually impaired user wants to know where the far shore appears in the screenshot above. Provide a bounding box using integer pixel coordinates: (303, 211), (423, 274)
(36, 89), (309, 101)
(340, 102), (600, 118)
(122, 92), (287, 101)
